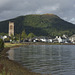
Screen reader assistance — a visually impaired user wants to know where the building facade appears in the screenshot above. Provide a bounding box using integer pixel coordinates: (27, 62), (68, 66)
(69, 34), (75, 43)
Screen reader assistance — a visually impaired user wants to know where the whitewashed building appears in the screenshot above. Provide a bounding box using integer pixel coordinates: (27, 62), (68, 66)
(40, 38), (47, 42)
(58, 36), (62, 43)
(3, 35), (7, 40)
(48, 39), (53, 43)
(69, 34), (75, 43)
(54, 35), (70, 43)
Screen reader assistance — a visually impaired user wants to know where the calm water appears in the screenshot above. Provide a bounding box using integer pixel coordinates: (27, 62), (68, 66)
(8, 45), (75, 75)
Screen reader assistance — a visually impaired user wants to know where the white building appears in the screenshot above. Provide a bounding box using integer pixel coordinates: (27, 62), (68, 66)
(48, 39), (53, 43)
(54, 36), (69, 43)
(58, 36), (62, 43)
(40, 38), (47, 42)
(62, 34), (68, 38)
(69, 34), (75, 43)
(3, 35), (7, 40)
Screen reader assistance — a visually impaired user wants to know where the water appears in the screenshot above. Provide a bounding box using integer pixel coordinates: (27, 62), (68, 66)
(8, 45), (75, 75)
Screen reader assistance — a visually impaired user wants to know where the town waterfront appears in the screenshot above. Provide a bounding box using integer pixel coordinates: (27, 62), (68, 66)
(8, 45), (75, 75)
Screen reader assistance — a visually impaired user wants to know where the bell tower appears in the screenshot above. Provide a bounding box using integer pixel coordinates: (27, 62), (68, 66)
(9, 22), (14, 36)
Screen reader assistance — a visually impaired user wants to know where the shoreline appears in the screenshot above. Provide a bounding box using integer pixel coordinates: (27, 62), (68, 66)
(0, 44), (42, 75)
(0, 42), (75, 75)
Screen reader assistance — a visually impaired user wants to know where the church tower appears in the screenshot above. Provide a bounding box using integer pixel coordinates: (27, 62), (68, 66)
(9, 22), (14, 36)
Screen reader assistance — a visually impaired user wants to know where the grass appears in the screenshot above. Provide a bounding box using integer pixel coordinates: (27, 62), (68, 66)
(4, 43), (22, 48)
(4, 42), (75, 48)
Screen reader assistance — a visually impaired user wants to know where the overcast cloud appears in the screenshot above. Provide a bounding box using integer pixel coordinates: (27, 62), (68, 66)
(0, 0), (75, 24)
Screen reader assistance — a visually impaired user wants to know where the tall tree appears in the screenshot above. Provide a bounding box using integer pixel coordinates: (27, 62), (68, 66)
(21, 30), (27, 41)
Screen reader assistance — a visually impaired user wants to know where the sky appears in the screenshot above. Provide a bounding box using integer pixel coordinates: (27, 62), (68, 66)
(0, 0), (75, 24)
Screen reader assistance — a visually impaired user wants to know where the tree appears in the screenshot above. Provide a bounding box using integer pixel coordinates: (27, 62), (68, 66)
(21, 30), (27, 40)
(0, 39), (4, 52)
(15, 33), (21, 42)
(4, 37), (10, 42)
(0, 33), (8, 36)
(10, 34), (14, 41)
(28, 33), (36, 38)
(15, 33), (20, 40)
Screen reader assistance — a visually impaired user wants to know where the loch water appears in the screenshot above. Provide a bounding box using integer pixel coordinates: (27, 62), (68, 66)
(8, 45), (75, 75)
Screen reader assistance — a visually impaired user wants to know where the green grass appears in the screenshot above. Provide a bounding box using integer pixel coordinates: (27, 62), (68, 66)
(4, 43), (23, 48)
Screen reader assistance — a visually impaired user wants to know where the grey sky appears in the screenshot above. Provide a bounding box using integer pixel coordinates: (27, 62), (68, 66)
(0, 0), (75, 24)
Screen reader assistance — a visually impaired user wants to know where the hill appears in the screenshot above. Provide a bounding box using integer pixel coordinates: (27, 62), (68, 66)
(0, 14), (75, 37)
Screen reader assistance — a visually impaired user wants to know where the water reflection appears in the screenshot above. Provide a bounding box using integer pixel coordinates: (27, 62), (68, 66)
(7, 48), (15, 60)
(8, 45), (75, 75)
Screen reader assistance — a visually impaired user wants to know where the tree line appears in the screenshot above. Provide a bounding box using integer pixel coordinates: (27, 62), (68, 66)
(1, 30), (36, 42)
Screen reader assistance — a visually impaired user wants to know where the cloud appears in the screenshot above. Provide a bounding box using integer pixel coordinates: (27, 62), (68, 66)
(69, 18), (75, 24)
(0, 0), (75, 24)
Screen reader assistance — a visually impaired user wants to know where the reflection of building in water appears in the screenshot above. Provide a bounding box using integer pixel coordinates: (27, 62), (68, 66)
(9, 22), (14, 36)
(8, 48), (14, 60)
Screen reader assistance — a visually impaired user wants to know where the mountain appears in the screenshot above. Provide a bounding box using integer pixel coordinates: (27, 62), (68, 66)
(0, 14), (75, 37)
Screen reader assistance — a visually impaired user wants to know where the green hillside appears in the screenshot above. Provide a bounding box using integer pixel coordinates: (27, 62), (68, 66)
(0, 14), (75, 37)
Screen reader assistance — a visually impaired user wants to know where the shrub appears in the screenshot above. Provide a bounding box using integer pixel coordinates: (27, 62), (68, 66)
(0, 39), (4, 52)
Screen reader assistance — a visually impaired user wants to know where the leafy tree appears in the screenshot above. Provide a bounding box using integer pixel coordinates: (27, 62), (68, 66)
(4, 37), (10, 42)
(15, 33), (19, 40)
(0, 39), (4, 52)
(15, 33), (21, 42)
(10, 34), (14, 41)
(0, 33), (8, 36)
(28, 33), (36, 38)
(21, 30), (27, 40)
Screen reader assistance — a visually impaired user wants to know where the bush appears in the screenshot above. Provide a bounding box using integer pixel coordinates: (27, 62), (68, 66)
(0, 39), (4, 52)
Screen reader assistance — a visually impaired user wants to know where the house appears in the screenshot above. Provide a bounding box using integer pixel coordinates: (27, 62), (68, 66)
(54, 35), (70, 43)
(40, 36), (52, 42)
(3, 35), (7, 40)
(62, 35), (70, 43)
(32, 36), (53, 43)
(62, 37), (70, 43)
(55, 36), (63, 43)
(31, 37), (41, 42)
(62, 34), (68, 38)
(58, 36), (62, 43)
(69, 34), (75, 43)
(53, 36), (59, 43)
(40, 38), (47, 42)
(48, 39), (53, 43)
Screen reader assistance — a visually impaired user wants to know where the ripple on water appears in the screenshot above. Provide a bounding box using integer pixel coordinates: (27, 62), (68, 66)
(8, 45), (75, 75)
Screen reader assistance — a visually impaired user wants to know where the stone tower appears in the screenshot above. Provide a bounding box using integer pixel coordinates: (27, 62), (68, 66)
(9, 22), (14, 36)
